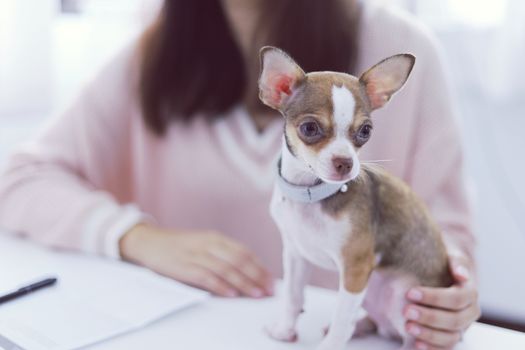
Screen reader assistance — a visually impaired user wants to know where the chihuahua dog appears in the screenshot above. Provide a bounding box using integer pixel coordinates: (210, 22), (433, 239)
(259, 46), (452, 350)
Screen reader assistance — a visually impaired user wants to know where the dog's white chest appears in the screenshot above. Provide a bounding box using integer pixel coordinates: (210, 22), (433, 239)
(270, 187), (351, 270)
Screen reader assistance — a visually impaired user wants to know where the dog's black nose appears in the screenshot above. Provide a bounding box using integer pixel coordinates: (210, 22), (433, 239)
(332, 157), (353, 176)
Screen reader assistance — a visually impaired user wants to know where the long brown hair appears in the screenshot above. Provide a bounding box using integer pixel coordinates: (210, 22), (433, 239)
(140, 0), (360, 135)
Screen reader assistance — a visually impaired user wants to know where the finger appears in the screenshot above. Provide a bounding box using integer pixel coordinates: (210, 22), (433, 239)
(406, 322), (462, 349)
(448, 255), (471, 284)
(196, 253), (267, 298)
(166, 263), (238, 297)
(211, 243), (273, 293)
(407, 284), (477, 311)
(404, 303), (475, 332)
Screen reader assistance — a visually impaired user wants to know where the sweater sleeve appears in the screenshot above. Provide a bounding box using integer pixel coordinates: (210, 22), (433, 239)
(406, 33), (476, 263)
(0, 45), (150, 259)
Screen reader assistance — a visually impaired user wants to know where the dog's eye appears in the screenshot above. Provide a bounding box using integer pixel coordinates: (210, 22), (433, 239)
(298, 121), (323, 142)
(355, 124), (372, 145)
(300, 122), (320, 137)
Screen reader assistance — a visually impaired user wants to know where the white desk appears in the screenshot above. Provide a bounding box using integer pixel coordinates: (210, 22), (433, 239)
(89, 286), (525, 350)
(0, 234), (524, 350)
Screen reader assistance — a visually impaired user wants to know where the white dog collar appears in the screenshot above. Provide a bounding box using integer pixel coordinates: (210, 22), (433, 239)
(276, 158), (349, 203)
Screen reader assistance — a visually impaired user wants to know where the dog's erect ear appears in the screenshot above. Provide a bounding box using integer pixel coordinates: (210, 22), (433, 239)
(359, 54), (415, 111)
(258, 46), (305, 111)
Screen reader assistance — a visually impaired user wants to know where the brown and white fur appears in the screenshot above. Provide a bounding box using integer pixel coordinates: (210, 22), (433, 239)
(259, 47), (452, 350)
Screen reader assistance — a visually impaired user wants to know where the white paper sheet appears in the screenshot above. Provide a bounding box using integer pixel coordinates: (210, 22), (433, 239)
(0, 232), (208, 350)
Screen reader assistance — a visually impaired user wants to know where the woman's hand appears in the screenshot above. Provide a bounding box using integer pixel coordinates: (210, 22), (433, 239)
(120, 224), (274, 298)
(404, 255), (481, 350)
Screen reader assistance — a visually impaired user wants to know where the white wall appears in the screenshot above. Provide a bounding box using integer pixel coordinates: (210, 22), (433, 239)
(0, 0), (155, 167)
(0, 0), (55, 116)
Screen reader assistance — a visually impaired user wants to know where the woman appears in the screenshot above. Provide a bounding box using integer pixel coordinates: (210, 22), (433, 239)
(0, 0), (479, 348)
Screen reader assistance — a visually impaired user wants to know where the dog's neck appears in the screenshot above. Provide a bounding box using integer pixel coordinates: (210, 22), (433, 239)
(280, 138), (319, 186)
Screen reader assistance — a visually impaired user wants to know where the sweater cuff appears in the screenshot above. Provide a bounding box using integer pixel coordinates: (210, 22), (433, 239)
(82, 200), (151, 259)
(103, 204), (148, 259)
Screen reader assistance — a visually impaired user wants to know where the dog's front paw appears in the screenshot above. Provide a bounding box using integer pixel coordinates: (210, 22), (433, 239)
(265, 323), (298, 342)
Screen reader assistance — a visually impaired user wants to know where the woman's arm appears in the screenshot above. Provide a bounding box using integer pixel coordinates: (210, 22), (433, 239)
(120, 224), (274, 298)
(0, 45), (274, 297)
(0, 46), (148, 258)
(403, 33), (480, 350)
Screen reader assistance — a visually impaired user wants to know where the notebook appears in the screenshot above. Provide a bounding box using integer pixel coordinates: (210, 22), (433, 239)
(0, 232), (209, 350)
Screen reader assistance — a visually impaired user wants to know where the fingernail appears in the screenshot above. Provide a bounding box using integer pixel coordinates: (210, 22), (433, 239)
(406, 307), (420, 320)
(416, 342), (428, 350)
(455, 265), (470, 280)
(408, 324), (421, 336)
(408, 289), (423, 301)
(251, 288), (264, 298)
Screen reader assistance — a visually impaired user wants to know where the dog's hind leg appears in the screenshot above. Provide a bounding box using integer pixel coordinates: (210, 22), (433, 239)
(323, 314), (377, 338)
(353, 315), (377, 337)
(364, 270), (419, 349)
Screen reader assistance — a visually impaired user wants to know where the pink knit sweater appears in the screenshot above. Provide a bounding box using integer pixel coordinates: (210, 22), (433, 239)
(0, 3), (474, 287)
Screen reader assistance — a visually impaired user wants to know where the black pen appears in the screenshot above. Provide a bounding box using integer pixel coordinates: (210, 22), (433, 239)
(0, 277), (58, 305)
